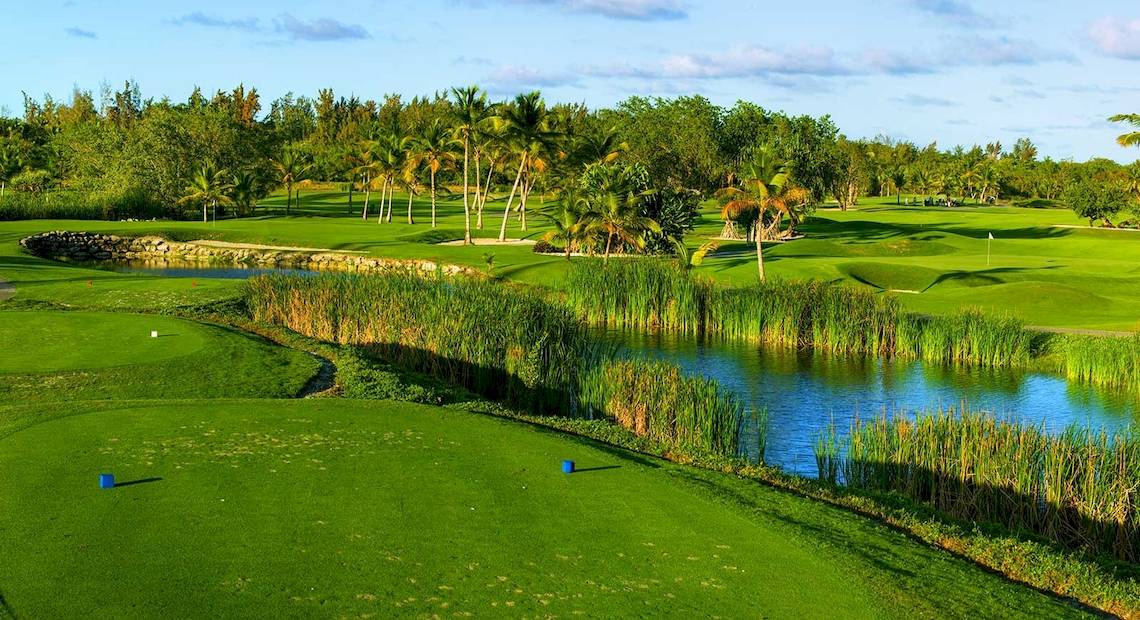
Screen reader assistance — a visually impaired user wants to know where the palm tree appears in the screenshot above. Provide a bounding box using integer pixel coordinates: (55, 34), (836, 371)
(576, 125), (627, 166)
(717, 148), (811, 281)
(497, 92), (559, 242)
(351, 141), (381, 221)
(407, 120), (455, 228)
(179, 162), (234, 223)
(450, 85), (492, 244)
(231, 169), (260, 216)
(474, 120), (508, 229)
(0, 147), (18, 199)
(540, 189), (589, 259)
(671, 238), (719, 272)
(578, 170), (661, 264)
(270, 147), (309, 215)
(1109, 114), (1140, 147)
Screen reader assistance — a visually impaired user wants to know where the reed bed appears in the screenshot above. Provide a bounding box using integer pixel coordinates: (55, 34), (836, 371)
(1062, 334), (1140, 392)
(246, 272), (590, 414)
(578, 358), (745, 459)
(820, 409), (1140, 562)
(0, 189), (162, 221)
(564, 261), (1033, 368)
(897, 309), (1032, 367)
(564, 259), (712, 335)
(708, 281), (900, 356)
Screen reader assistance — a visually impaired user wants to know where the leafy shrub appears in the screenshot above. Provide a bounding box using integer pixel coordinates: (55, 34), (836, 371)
(0, 188), (164, 221)
(532, 240), (562, 254)
(398, 229), (464, 244)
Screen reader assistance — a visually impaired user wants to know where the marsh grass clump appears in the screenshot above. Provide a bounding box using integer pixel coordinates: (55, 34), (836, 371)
(897, 309), (1032, 367)
(0, 188), (162, 221)
(578, 358), (746, 459)
(829, 409), (1140, 562)
(1062, 334), (1140, 392)
(564, 259), (712, 335)
(246, 273), (590, 414)
(565, 261), (1058, 374)
(709, 280), (900, 356)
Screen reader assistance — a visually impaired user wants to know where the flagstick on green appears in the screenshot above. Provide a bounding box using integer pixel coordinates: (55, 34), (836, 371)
(987, 232), (993, 267)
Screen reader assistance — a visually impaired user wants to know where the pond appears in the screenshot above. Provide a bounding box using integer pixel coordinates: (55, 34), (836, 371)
(89, 261), (1139, 476)
(89, 260), (321, 280)
(597, 329), (1139, 475)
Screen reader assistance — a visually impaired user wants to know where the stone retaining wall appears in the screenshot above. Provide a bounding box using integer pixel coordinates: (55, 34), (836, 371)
(20, 231), (480, 277)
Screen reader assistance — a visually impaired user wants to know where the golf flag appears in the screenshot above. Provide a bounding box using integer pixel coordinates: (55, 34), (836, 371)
(988, 232), (994, 240)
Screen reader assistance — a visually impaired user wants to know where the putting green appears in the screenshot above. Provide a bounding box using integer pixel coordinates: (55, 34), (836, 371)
(0, 399), (1085, 618)
(0, 311), (205, 373)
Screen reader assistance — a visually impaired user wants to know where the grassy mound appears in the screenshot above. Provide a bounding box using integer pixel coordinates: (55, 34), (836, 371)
(0, 399), (1085, 618)
(839, 261), (942, 292)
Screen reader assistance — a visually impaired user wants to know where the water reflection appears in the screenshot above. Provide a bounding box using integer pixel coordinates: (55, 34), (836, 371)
(89, 260), (320, 280)
(597, 329), (1139, 475)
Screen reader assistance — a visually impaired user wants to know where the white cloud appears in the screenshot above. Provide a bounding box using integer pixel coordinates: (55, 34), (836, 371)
(1087, 17), (1140, 59)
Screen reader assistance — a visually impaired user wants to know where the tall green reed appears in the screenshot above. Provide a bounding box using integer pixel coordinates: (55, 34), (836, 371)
(578, 358), (747, 459)
(824, 409), (1140, 562)
(246, 272), (590, 414)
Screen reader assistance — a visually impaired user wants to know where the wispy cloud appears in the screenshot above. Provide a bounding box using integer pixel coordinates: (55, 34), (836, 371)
(167, 12), (367, 42)
(458, 0), (687, 21)
(907, 0), (987, 26)
(275, 14), (368, 41)
(483, 65), (582, 93)
(583, 44), (850, 80)
(65, 27), (97, 39)
(1086, 17), (1140, 59)
(575, 36), (1068, 84)
(893, 94), (956, 107)
(167, 12), (260, 31)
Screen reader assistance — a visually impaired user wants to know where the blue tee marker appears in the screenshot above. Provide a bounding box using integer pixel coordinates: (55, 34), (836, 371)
(561, 460), (575, 474)
(99, 473), (115, 489)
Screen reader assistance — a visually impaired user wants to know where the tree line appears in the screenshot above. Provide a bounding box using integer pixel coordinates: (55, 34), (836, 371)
(2, 81), (1139, 237)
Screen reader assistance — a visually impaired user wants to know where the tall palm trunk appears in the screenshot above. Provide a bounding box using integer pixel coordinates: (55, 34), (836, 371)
(520, 178), (532, 231)
(430, 169), (438, 228)
(377, 178), (389, 223)
(604, 232), (613, 264)
(479, 161), (495, 229)
(407, 188), (415, 225)
(362, 173), (371, 221)
(462, 136), (471, 244)
(473, 152), (483, 230)
(203, 200), (208, 223)
(498, 153), (528, 242)
(754, 223), (765, 281)
(285, 183), (291, 215)
(385, 181), (394, 223)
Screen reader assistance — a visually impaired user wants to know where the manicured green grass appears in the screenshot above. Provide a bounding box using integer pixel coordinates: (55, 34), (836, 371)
(0, 311), (206, 373)
(0, 399), (1087, 618)
(3, 192), (1139, 329)
(0, 311), (319, 407)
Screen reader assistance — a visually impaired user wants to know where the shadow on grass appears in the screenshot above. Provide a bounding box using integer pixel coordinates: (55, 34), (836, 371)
(114, 477), (163, 488)
(573, 465), (621, 473)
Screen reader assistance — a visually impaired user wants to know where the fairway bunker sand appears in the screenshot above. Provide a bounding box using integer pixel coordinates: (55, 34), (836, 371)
(0, 278), (14, 301)
(438, 238), (536, 246)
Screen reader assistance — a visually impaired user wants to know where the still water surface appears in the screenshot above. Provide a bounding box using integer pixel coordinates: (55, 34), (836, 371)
(597, 329), (1138, 475)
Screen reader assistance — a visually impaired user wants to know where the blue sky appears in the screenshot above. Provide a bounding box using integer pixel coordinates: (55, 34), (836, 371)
(5, 0), (1139, 161)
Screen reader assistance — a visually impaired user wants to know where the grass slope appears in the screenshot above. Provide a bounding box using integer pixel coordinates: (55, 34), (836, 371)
(0, 399), (1086, 618)
(0, 311), (319, 406)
